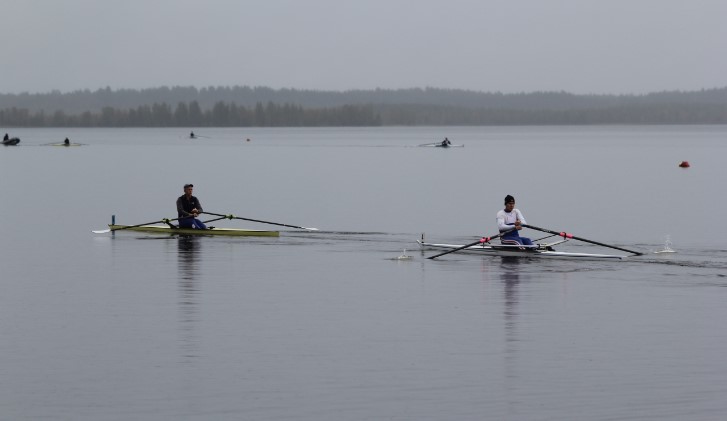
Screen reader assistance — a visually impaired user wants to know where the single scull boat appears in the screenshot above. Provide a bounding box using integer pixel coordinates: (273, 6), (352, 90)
(418, 142), (464, 148)
(422, 224), (642, 260)
(418, 239), (627, 260)
(107, 224), (279, 237)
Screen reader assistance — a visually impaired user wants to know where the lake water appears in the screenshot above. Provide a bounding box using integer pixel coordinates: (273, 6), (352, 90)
(1, 126), (726, 420)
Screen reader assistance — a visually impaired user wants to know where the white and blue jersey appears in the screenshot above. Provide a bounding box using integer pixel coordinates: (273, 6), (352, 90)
(496, 208), (533, 246)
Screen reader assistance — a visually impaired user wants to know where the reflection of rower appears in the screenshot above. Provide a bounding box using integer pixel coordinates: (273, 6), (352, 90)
(441, 137), (452, 147)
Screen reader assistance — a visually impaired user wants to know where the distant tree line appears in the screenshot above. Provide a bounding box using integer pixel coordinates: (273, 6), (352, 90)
(0, 101), (381, 127)
(373, 103), (727, 125)
(4, 85), (727, 113)
(1, 85), (727, 126)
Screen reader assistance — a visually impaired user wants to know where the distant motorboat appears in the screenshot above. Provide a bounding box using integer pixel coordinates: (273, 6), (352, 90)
(2, 137), (20, 146)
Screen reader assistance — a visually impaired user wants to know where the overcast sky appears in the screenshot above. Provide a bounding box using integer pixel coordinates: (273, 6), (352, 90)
(2, 0), (726, 95)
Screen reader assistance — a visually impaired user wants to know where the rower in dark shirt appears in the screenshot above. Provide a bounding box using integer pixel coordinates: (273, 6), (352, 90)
(176, 184), (208, 229)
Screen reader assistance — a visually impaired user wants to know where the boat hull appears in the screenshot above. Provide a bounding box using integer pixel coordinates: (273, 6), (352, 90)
(418, 240), (626, 260)
(109, 224), (279, 237)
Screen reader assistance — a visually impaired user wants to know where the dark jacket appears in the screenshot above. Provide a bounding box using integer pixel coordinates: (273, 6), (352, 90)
(177, 194), (203, 218)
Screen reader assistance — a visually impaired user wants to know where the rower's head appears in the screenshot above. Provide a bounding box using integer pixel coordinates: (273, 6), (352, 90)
(504, 195), (515, 212)
(184, 183), (194, 196)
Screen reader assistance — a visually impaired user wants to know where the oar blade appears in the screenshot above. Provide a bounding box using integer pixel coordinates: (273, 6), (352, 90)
(522, 224), (642, 256)
(92, 229), (111, 234)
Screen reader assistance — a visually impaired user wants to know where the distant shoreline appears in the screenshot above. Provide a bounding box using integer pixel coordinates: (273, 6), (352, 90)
(2, 86), (726, 126)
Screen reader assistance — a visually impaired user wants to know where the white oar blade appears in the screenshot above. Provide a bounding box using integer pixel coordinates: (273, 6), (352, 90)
(92, 229), (111, 234)
(304, 227), (319, 231)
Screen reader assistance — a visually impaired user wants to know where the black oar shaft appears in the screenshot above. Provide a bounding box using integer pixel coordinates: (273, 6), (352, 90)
(201, 216), (228, 224)
(111, 216), (183, 231)
(522, 224), (642, 256)
(427, 228), (516, 259)
(202, 211), (316, 231)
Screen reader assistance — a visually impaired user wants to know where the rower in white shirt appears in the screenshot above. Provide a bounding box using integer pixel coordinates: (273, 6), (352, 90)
(496, 195), (533, 246)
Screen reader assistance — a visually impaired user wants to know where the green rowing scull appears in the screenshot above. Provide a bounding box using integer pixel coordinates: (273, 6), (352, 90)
(108, 224), (279, 237)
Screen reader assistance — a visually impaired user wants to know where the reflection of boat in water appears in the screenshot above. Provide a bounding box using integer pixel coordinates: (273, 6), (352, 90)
(177, 236), (201, 360)
(2, 137), (20, 146)
(178, 236), (201, 280)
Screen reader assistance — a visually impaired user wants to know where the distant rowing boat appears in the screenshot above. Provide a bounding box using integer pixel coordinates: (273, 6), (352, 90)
(46, 142), (85, 147)
(418, 142), (464, 148)
(108, 224), (279, 237)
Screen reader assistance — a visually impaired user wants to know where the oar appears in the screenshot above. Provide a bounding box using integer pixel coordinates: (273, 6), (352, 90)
(201, 216), (229, 224)
(92, 217), (183, 234)
(201, 212), (319, 231)
(427, 228), (516, 259)
(522, 224), (642, 256)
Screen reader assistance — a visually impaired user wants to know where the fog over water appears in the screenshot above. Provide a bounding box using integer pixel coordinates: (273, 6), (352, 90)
(2, 1), (726, 94)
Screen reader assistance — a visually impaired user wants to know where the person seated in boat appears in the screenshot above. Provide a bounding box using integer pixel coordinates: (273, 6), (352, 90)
(496, 195), (533, 247)
(176, 184), (208, 229)
(441, 137), (451, 147)
(64, 137), (70, 145)
(190, 131), (196, 139)
(3, 133), (8, 141)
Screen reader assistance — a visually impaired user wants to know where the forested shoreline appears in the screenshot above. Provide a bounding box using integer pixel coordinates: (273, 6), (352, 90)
(1, 86), (726, 127)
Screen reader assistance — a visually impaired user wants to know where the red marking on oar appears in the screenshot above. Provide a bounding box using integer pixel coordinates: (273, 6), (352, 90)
(560, 232), (573, 239)
(480, 237), (491, 243)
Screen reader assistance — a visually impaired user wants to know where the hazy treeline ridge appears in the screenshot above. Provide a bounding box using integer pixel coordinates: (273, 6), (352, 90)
(0, 102), (380, 127)
(1, 86), (727, 126)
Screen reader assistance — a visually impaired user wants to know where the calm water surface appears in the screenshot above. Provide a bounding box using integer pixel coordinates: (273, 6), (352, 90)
(1, 126), (726, 420)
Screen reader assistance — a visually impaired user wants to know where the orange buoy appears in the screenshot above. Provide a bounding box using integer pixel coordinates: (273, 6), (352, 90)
(678, 161), (690, 168)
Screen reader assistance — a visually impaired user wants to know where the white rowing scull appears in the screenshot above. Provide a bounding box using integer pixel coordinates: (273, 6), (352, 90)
(418, 239), (627, 260)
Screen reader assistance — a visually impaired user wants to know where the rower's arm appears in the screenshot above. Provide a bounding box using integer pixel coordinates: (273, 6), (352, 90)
(176, 198), (191, 217)
(515, 209), (527, 225)
(496, 212), (510, 231)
